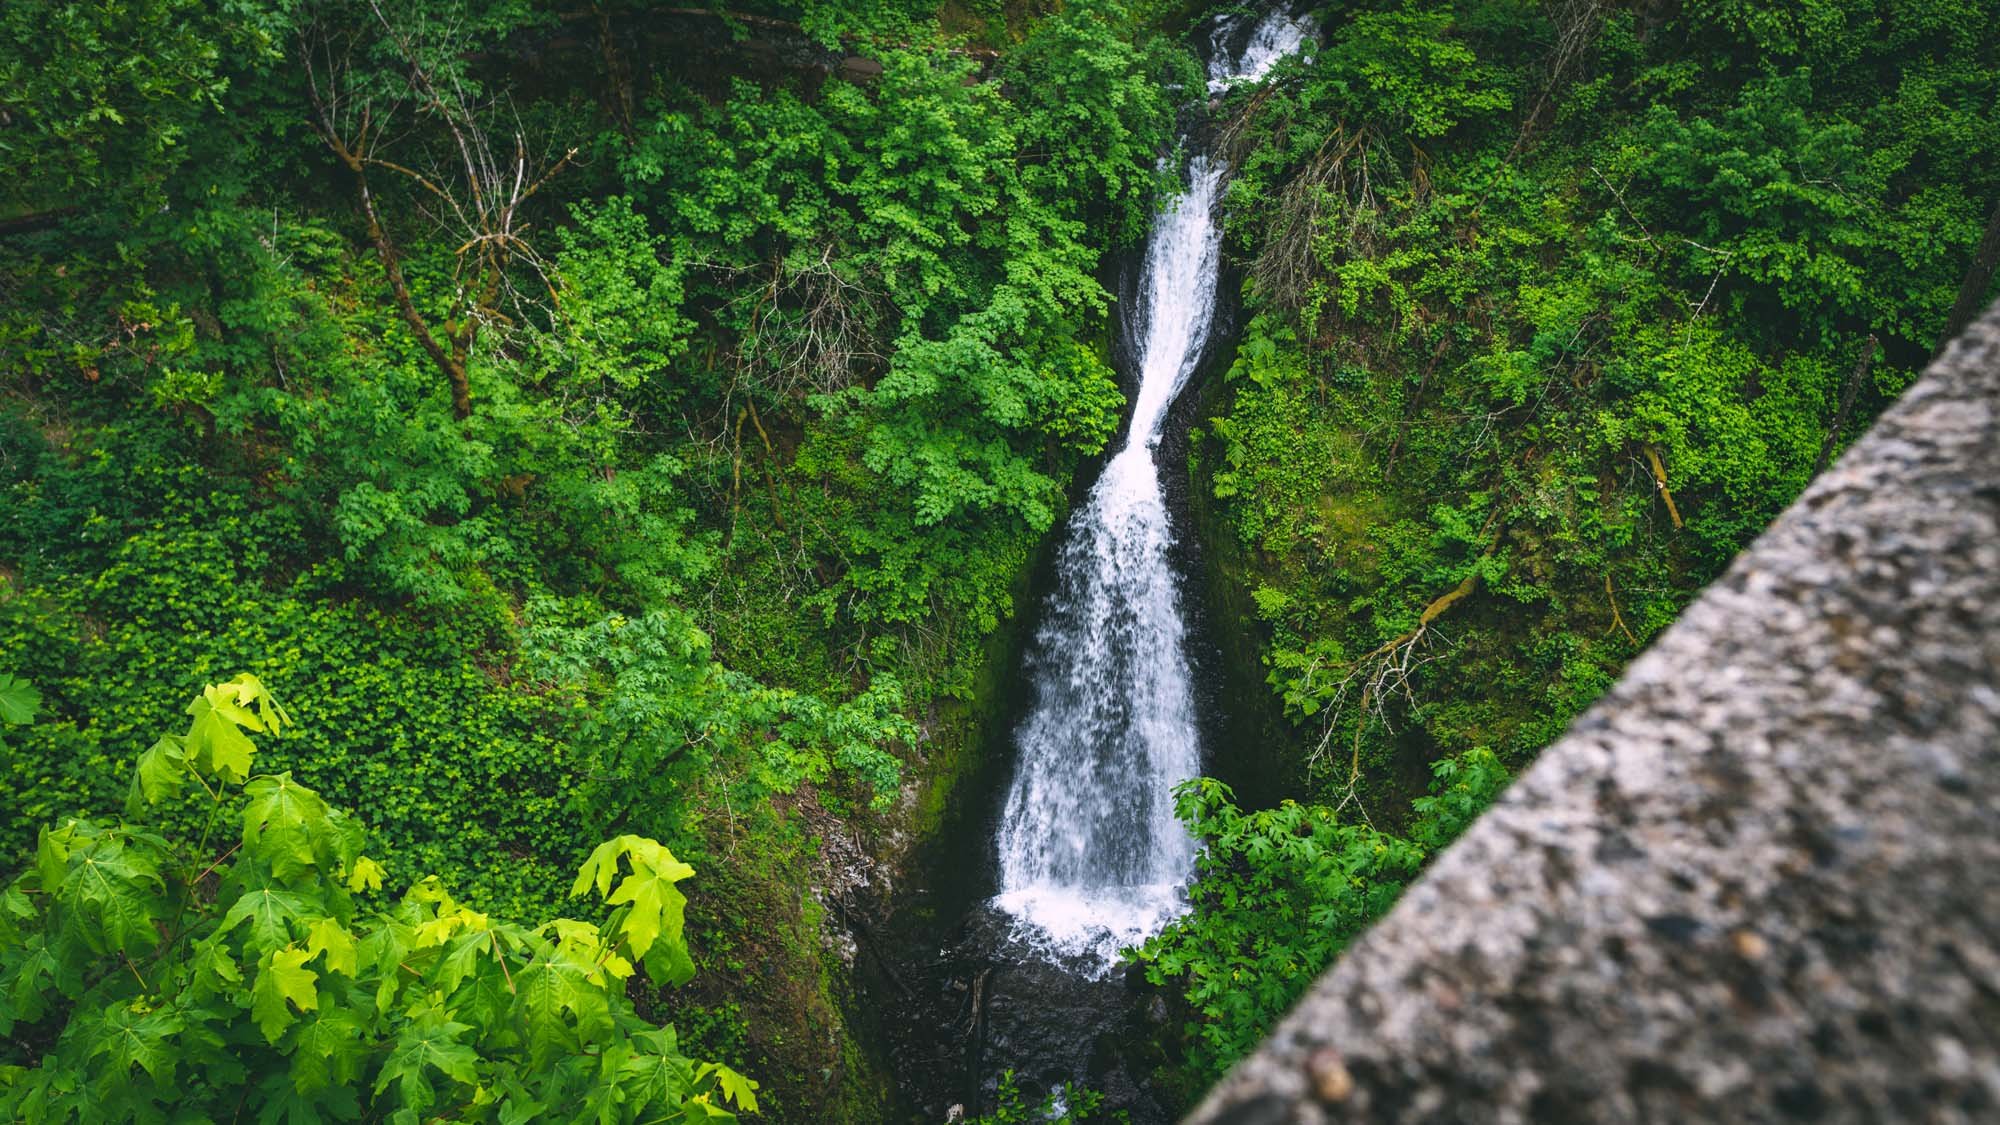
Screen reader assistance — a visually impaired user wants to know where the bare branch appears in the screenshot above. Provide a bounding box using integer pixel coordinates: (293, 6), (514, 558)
(301, 2), (576, 420)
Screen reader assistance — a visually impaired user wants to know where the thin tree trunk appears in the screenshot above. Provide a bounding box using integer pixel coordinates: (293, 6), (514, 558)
(1936, 197), (2000, 359)
(594, 4), (637, 141)
(745, 397), (788, 530)
(331, 139), (474, 419)
(1814, 334), (1877, 476)
(0, 207), (79, 237)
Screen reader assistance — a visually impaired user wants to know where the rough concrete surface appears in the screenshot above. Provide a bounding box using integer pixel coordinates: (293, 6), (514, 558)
(1186, 300), (2000, 1125)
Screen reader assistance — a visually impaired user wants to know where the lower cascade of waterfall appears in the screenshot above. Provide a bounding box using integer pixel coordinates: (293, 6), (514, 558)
(990, 159), (1221, 969)
(990, 6), (1314, 973)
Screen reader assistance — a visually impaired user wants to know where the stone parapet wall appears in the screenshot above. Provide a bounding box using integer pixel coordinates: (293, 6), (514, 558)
(1187, 299), (2000, 1124)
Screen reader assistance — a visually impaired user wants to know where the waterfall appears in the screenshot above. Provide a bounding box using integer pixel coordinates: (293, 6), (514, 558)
(991, 8), (1313, 971)
(1207, 8), (1316, 92)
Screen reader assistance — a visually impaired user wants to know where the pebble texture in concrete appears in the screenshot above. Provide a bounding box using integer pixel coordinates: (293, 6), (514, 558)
(1185, 299), (2000, 1124)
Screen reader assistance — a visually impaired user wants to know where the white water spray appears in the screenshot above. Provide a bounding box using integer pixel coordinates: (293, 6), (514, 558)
(1207, 9), (1316, 93)
(992, 9), (1313, 971)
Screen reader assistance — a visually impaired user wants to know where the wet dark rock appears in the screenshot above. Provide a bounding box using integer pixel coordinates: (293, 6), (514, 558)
(1186, 299), (2000, 1124)
(872, 902), (1180, 1124)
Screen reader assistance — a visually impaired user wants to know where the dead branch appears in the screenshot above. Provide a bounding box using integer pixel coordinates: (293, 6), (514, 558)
(1642, 443), (1683, 530)
(1304, 522), (1500, 805)
(1936, 196), (2000, 359)
(1506, 0), (1602, 161)
(715, 244), (884, 399)
(1604, 572), (1637, 646)
(1248, 125), (1383, 314)
(302, 2), (577, 419)
(745, 397), (787, 530)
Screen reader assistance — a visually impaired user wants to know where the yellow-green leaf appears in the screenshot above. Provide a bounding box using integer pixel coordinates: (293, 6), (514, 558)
(129, 734), (190, 810)
(345, 855), (386, 894)
(187, 696), (256, 784)
(0, 674), (40, 727)
(708, 1063), (760, 1112)
(307, 917), (357, 976)
(251, 945), (319, 1043)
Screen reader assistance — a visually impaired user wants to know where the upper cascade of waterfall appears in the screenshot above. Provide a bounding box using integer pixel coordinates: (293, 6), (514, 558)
(1121, 156), (1225, 452)
(1207, 7), (1318, 93)
(989, 7), (1315, 973)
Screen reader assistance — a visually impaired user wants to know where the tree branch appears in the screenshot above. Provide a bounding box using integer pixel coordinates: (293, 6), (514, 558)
(1643, 443), (1683, 530)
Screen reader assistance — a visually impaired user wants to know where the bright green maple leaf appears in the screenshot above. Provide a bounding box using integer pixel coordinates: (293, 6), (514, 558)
(251, 945), (319, 1043)
(570, 836), (696, 982)
(290, 1010), (366, 1094)
(618, 1041), (695, 1110)
(0, 885), (34, 946)
(706, 1063), (760, 1112)
(219, 884), (313, 953)
(188, 936), (244, 1002)
(0, 675), (40, 726)
(55, 834), (166, 956)
(89, 1006), (183, 1085)
(344, 855), (386, 894)
(608, 861), (689, 963)
(641, 933), (697, 990)
(186, 695), (257, 784)
(435, 930), (493, 994)
(2, 934), (67, 1032)
(203, 674), (291, 735)
(127, 735), (190, 814)
(203, 678), (266, 733)
(570, 836), (631, 900)
(514, 954), (612, 1063)
(241, 773), (333, 880)
(306, 917), (357, 977)
(374, 1017), (480, 1114)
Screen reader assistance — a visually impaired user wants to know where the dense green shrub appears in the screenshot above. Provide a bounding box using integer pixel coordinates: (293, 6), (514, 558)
(0, 675), (758, 1122)
(1136, 750), (1508, 1081)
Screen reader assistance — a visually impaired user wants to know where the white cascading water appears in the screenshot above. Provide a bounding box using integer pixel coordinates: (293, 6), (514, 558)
(1207, 8), (1316, 93)
(992, 8), (1312, 971)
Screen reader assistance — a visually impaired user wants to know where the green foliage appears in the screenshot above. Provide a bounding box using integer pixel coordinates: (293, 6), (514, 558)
(1135, 751), (1507, 1083)
(520, 598), (916, 828)
(1178, 0), (1997, 1087)
(0, 677), (757, 1123)
(7, 0), (1987, 1114)
(0, 0), (286, 220)
(618, 17), (1187, 639)
(1000, 0), (1196, 245)
(1202, 0), (1998, 791)
(1310, 7), (1512, 139)
(968, 1070), (1115, 1124)
(540, 196), (694, 407)
(0, 516), (587, 918)
(0, 0), (1181, 1116)
(0, 675), (38, 735)
(1407, 747), (1508, 851)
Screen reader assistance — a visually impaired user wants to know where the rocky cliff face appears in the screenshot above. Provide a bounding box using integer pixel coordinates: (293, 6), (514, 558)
(1187, 297), (2000, 1124)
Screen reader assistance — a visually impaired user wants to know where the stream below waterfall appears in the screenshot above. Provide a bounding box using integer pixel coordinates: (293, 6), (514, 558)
(861, 8), (1315, 1121)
